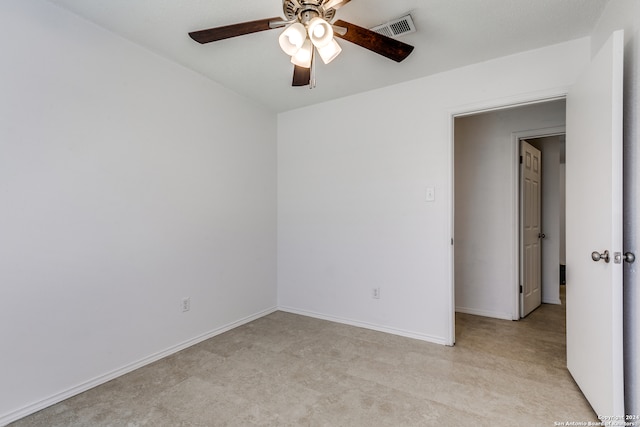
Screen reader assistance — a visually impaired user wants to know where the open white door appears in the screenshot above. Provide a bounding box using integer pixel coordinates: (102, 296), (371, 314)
(520, 140), (542, 317)
(566, 30), (624, 417)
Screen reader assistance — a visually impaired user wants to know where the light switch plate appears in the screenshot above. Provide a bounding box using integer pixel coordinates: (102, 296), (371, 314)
(426, 187), (435, 202)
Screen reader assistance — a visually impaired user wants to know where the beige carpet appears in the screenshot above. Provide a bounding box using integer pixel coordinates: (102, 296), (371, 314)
(11, 293), (596, 426)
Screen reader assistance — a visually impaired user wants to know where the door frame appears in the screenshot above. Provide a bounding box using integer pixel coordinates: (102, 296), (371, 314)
(447, 89), (568, 345)
(515, 127), (566, 318)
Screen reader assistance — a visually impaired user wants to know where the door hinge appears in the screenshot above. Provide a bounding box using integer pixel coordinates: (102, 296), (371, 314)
(451, 238), (454, 245)
(519, 285), (523, 294)
(519, 155), (523, 164)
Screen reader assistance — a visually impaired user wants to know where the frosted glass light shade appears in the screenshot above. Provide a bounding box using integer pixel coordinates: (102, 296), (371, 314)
(278, 23), (307, 56)
(307, 17), (333, 48)
(318, 38), (342, 64)
(291, 38), (313, 68)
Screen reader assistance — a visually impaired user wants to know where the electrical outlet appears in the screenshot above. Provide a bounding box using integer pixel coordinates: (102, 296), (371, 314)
(182, 297), (191, 312)
(372, 288), (381, 299)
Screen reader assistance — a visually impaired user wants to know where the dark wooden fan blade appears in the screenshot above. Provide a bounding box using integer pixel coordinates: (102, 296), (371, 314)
(189, 17), (282, 44)
(292, 65), (311, 87)
(333, 19), (414, 62)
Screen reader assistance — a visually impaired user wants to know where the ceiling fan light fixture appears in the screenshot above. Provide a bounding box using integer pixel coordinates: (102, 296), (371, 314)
(307, 17), (334, 48)
(279, 22), (307, 56)
(290, 38), (313, 68)
(318, 38), (342, 64)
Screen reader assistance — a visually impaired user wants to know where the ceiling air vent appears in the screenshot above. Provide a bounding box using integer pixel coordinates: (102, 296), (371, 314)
(370, 14), (416, 38)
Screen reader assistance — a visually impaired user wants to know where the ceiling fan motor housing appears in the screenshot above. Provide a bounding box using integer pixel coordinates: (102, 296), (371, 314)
(284, 0), (336, 23)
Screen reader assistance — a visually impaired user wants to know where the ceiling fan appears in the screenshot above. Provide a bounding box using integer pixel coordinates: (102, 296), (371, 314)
(188, 0), (415, 88)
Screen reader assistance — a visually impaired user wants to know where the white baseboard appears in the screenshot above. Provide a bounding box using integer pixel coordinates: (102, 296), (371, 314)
(278, 306), (448, 345)
(0, 306), (277, 427)
(3, 305), (451, 425)
(542, 298), (562, 305)
(455, 306), (514, 321)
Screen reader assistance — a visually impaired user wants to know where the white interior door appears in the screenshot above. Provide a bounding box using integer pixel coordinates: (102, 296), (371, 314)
(565, 30), (624, 417)
(521, 140), (542, 317)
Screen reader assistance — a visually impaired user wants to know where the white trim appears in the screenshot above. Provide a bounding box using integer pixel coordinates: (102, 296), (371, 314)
(278, 306), (449, 345)
(447, 107), (456, 346)
(448, 88), (568, 118)
(448, 87), (570, 346)
(0, 307), (278, 426)
(542, 298), (562, 305)
(455, 306), (514, 321)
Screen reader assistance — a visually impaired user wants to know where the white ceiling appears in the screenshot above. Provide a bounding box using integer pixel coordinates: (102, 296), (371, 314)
(45, 0), (609, 112)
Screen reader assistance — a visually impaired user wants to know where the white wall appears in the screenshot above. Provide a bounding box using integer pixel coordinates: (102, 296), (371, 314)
(0, 1), (277, 424)
(278, 38), (590, 344)
(454, 105), (565, 320)
(589, 0), (640, 415)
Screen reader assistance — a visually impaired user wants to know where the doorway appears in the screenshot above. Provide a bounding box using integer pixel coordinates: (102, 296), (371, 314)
(452, 99), (566, 337)
(521, 134), (566, 314)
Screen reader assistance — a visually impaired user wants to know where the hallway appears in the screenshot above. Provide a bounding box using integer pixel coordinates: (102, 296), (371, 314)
(455, 285), (596, 423)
